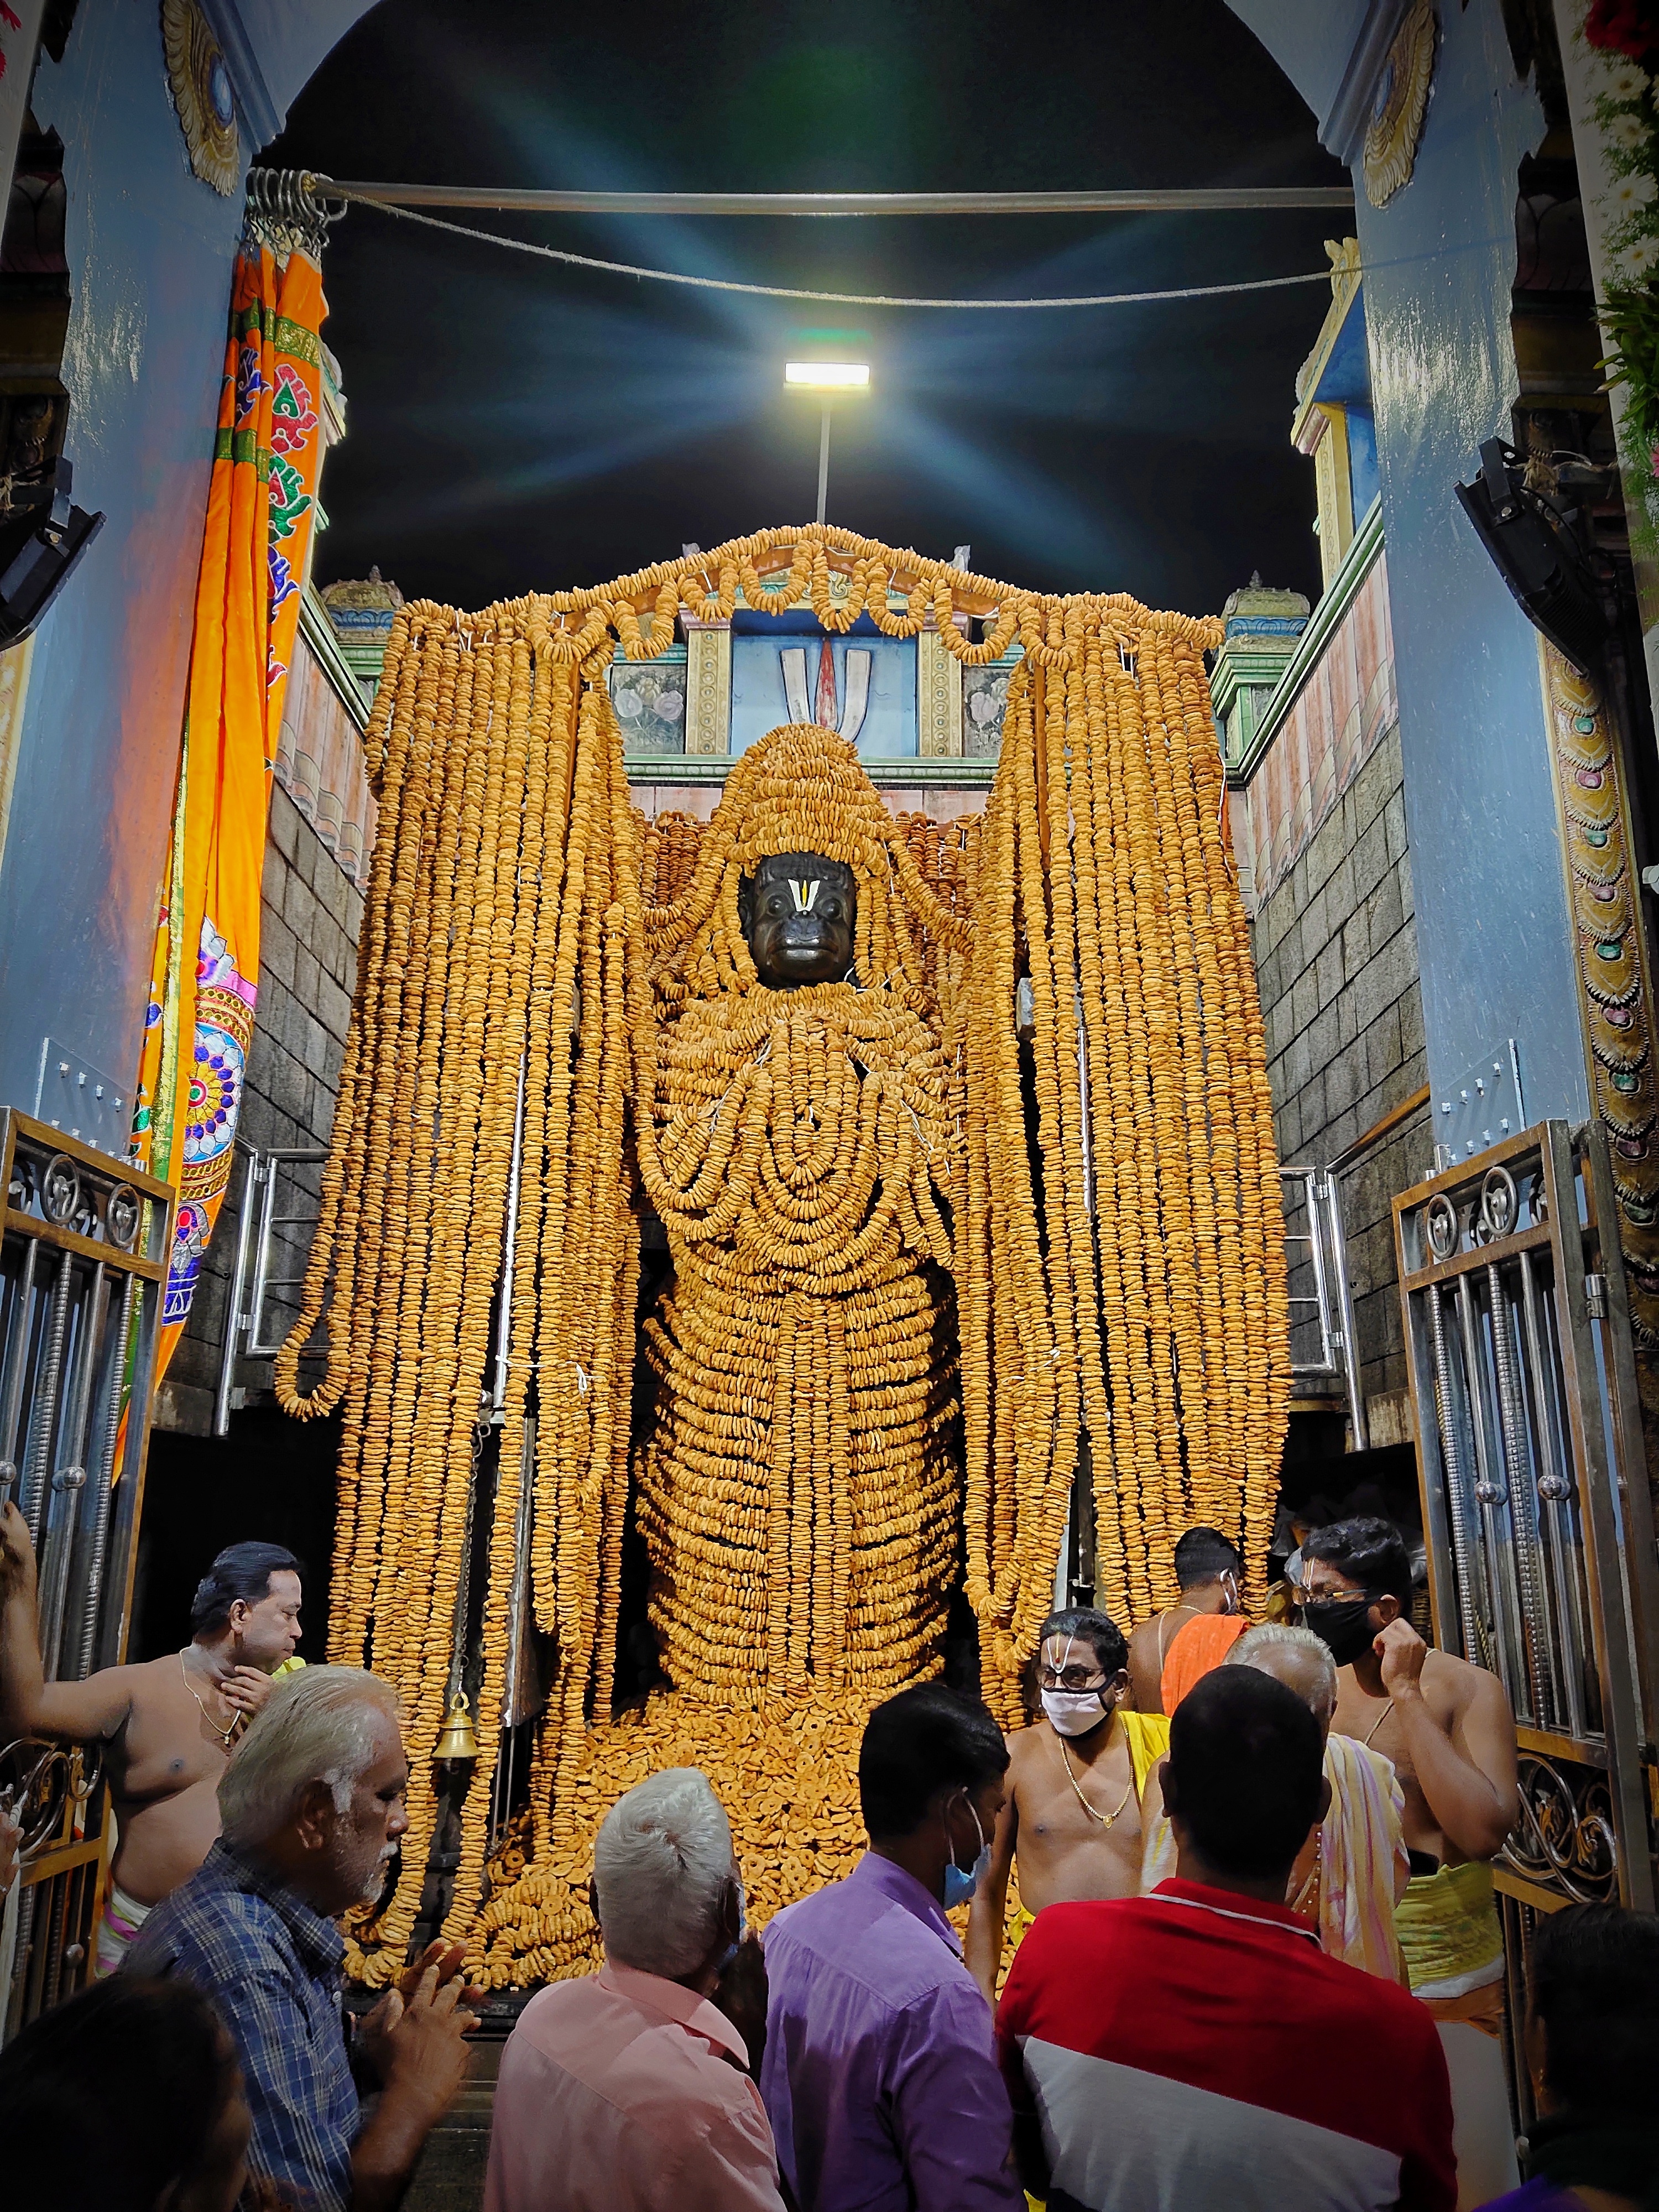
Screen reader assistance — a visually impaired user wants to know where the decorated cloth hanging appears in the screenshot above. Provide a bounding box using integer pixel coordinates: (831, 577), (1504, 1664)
(131, 236), (326, 1374)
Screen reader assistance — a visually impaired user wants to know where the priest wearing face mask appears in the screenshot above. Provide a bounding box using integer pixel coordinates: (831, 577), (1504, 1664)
(965, 1609), (1170, 2011)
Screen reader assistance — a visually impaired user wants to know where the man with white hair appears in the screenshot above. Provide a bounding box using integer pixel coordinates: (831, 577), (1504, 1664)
(1141, 1623), (1410, 1980)
(128, 1665), (477, 2212)
(484, 1766), (785, 2212)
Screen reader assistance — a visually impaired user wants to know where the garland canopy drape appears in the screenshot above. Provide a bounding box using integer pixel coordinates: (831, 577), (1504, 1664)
(133, 238), (327, 1373)
(275, 525), (1290, 1985)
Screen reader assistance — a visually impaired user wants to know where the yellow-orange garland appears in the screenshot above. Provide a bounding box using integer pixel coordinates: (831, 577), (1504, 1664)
(275, 524), (1288, 1985)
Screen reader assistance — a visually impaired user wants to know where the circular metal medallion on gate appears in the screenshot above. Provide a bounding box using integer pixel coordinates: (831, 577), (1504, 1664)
(1479, 1165), (1518, 1240)
(40, 1153), (80, 1226)
(1425, 1193), (1458, 1261)
(105, 1183), (142, 1253)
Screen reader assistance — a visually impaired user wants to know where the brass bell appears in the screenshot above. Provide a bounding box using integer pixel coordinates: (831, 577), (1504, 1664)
(433, 1692), (479, 1763)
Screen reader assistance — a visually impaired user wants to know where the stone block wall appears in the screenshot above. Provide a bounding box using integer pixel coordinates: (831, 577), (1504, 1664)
(153, 781), (362, 1434)
(1250, 721), (1430, 1425)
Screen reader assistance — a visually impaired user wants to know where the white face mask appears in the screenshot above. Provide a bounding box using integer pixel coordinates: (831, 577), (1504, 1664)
(1041, 1687), (1114, 1738)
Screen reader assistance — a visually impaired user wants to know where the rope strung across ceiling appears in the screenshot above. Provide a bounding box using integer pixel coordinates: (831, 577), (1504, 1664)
(335, 191), (1339, 311)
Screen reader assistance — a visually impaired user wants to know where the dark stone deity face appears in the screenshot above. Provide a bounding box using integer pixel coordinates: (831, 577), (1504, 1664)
(739, 852), (857, 988)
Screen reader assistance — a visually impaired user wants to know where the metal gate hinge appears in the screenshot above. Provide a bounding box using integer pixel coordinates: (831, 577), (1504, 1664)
(1584, 1273), (1608, 1319)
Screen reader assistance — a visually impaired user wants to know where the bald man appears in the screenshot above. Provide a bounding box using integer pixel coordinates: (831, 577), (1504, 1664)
(1141, 1623), (1408, 1982)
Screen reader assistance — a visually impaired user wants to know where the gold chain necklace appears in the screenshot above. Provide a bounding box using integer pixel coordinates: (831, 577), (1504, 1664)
(179, 1652), (243, 1748)
(1056, 1719), (1135, 1828)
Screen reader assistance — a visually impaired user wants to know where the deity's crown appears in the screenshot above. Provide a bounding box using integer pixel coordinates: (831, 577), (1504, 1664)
(717, 722), (894, 883)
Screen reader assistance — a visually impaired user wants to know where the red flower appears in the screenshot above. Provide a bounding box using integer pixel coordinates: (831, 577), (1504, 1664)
(1587, 0), (1659, 65)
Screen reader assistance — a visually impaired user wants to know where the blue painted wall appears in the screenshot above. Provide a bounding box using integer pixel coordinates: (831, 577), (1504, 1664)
(1228, 0), (1590, 1125)
(0, 1), (374, 1119)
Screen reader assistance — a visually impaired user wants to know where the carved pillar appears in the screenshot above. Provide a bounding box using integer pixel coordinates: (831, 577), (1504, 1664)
(685, 615), (732, 757)
(917, 612), (963, 758)
(1540, 640), (1659, 1431)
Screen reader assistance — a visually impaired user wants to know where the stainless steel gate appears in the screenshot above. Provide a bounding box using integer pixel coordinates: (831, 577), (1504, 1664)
(0, 1111), (171, 2038)
(1394, 1120), (1659, 2114)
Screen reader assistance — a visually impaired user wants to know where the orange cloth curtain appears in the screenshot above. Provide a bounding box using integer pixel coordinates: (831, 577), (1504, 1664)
(132, 239), (326, 1378)
(1159, 1610), (1249, 1713)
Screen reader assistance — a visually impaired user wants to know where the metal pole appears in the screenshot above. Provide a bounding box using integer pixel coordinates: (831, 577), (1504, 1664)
(214, 1146), (259, 1438)
(492, 1060), (528, 1420)
(20, 1253), (75, 1548)
(39, 1263), (106, 1682)
(78, 1270), (140, 1677)
(1453, 1270), (1522, 1702)
(816, 401), (831, 527)
(1318, 1170), (1369, 1449)
(1519, 1247), (1589, 1740)
(0, 1240), (39, 1504)
(1425, 1281), (1488, 1665)
(316, 180), (1357, 217)
(1486, 1254), (1548, 1726)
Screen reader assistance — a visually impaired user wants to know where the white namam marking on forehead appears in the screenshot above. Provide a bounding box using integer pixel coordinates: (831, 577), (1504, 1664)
(789, 879), (821, 913)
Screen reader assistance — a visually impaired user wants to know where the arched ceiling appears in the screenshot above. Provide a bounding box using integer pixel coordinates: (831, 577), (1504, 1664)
(270, 0), (1348, 614)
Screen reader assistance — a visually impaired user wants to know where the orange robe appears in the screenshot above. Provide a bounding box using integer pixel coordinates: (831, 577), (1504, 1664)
(1160, 1611), (1249, 1712)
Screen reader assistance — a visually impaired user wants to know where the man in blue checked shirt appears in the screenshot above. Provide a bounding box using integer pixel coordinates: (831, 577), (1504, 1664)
(129, 1665), (476, 2212)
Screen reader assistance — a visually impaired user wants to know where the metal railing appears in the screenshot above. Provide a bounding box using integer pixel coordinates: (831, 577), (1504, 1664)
(1394, 1121), (1658, 1918)
(0, 1112), (171, 2039)
(1280, 1164), (1368, 1447)
(214, 1143), (326, 1434)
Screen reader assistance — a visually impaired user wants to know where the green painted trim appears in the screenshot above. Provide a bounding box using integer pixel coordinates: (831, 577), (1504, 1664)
(1229, 497), (1384, 787)
(298, 585), (371, 734)
(625, 755), (1000, 787)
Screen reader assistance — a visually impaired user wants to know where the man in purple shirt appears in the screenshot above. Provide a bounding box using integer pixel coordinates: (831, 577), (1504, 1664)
(760, 1683), (1024, 2211)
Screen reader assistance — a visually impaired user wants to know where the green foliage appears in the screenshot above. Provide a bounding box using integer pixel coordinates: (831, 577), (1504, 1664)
(1601, 281), (1659, 462)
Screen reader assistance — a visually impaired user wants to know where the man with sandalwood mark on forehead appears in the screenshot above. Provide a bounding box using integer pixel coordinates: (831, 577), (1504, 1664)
(966, 1608), (1169, 2008)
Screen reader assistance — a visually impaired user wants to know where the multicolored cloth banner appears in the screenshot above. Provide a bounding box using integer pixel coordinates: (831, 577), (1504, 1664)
(132, 239), (327, 1376)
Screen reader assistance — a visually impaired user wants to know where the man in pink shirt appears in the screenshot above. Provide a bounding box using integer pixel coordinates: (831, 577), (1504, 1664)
(484, 1767), (786, 2212)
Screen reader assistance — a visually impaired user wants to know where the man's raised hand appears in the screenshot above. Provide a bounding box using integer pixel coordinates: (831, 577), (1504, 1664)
(375, 1962), (477, 2123)
(221, 1666), (278, 1717)
(1375, 1616), (1429, 1698)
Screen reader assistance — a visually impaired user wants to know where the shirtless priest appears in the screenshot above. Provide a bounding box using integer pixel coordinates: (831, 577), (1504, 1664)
(1124, 1525), (1246, 1713)
(966, 1608), (1169, 2008)
(0, 1503), (303, 1973)
(1297, 1515), (1519, 2023)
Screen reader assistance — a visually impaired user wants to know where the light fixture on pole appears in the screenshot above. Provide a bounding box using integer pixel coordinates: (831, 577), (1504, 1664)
(784, 359), (870, 525)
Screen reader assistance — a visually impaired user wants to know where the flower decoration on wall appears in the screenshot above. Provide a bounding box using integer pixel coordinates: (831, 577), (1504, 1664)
(161, 0), (239, 197)
(1363, 0), (1438, 209)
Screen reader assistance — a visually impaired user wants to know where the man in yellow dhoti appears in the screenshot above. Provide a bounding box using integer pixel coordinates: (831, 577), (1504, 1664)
(1300, 1517), (1520, 2209)
(966, 1609), (1168, 2008)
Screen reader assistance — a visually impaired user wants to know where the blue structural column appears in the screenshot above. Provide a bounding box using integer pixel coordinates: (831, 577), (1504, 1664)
(1228, 0), (1590, 1128)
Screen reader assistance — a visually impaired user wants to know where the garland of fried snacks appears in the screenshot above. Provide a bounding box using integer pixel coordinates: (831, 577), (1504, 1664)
(275, 525), (1288, 1981)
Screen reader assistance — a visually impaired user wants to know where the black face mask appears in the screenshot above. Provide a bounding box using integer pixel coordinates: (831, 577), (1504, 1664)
(1298, 1596), (1379, 1667)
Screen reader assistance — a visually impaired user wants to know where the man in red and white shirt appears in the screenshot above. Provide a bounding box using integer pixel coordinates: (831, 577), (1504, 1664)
(997, 1667), (1455, 2212)
(485, 1767), (785, 2212)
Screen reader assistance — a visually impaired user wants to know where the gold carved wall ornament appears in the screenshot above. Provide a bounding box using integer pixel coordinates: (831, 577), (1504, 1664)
(1541, 643), (1659, 1360)
(1364, 0), (1438, 210)
(161, 0), (239, 197)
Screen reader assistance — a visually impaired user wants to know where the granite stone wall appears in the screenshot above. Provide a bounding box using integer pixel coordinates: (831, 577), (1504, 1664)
(153, 782), (361, 1435)
(1249, 721), (1430, 1429)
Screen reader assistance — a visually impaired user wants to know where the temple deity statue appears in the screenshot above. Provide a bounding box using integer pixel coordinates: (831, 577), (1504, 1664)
(637, 812), (962, 1705)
